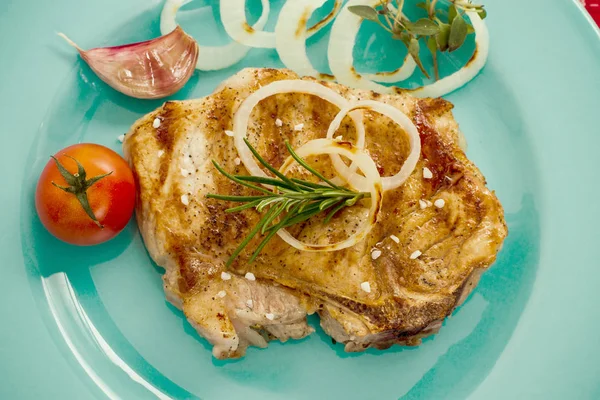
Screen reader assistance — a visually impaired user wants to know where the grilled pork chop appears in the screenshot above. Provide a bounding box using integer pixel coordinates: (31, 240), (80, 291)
(123, 68), (507, 359)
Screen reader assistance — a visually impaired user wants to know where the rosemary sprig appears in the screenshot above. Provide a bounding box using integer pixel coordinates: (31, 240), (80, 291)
(206, 139), (370, 267)
(348, 0), (487, 81)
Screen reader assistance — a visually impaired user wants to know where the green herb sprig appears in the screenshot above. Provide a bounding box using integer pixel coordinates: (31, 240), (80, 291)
(348, 0), (487, 81)
(206, 139), (370, 267)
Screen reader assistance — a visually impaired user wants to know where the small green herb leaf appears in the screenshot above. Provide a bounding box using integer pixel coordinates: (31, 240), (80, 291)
(408, 38), (430, 79)
(436, 23), (451, 51)
(448, 13), (468, 52)
(478, 8), (487, 19)
(348, 5), (379, 22)
(393, 31), (411, 45)
(466, 23), (475, 34)
(415, 2), (429, 12)
(427, 35), (438, 55)
(447, 4), (458, 24)
(408, 18), (440, 36)
(448, 4), (458, 25)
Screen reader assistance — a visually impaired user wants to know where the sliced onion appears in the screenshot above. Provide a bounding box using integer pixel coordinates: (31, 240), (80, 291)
(160, 0), (270, 71)
(275, 0), (342, 78)
(221, 0), (340, 50)
(232, 80), (365, 183)
(328, 0), (415, 93)
(306, 0), (342, 36)
(328, 2), (488, 98)
(220, 0), (276, 49)
(408, 11), (489, 98)
(326, 100), (421, 192)
(361, 56), (416, 83)
(276, 139), (383, 252)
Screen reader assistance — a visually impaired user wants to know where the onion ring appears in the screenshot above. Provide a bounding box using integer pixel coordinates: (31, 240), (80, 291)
(221, 0), (341, 49)
(276, 139), (383, 252)
(220, 0), (276, 48)
(408, 11), (489, 98)
(325, 100), (421, 192)
(275, 0), (342, 78)
(328, 0), (416, 92)
(232, 80), (365, 184)
(361, 58), (416, 83)
(160, 0), (270, 71)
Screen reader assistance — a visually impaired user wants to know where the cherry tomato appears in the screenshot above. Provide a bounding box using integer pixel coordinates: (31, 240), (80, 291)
(35, 143), (136, 246)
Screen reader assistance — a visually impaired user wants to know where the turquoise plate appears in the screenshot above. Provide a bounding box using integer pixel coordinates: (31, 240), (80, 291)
(2, 0), (599, 398)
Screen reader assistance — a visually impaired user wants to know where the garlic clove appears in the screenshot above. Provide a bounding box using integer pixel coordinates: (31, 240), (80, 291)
(58, 26), (199, 99)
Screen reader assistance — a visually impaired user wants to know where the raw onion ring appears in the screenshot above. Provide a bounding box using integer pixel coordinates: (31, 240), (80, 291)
(232, 80), (365, 184)
(325, 100), (421, 192)
(276, 138), (383, 252)
(160, 0), (270, 71)
(328, 0), (416, 92)
(221, 0), (341, 49)
(407, 11), (489, 98)
(275, 0), (342, 78)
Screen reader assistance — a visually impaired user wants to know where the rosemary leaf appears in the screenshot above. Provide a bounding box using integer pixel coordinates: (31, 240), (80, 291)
(207, 140), (370, 266)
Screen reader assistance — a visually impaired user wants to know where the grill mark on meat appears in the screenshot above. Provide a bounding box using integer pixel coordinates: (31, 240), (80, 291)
(414, 104), (463, 191)
(124, 68), (507, 358)
(155, 102), (177, 151)
(154, 103), (180, 184)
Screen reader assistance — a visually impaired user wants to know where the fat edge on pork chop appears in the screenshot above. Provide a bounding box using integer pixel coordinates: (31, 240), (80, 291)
(123, 68), (507, 359)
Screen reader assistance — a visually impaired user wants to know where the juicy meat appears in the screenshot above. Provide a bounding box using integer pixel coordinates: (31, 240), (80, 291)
(123, 68), (507, 359)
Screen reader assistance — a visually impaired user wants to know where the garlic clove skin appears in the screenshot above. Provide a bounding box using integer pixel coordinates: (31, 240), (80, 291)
(59, 26), (199, 99)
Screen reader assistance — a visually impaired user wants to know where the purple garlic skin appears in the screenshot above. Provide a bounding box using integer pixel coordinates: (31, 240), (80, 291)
(60, 26), (199, 99)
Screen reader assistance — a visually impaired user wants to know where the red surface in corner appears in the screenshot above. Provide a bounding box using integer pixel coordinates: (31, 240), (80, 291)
(584, 0), (600, 25)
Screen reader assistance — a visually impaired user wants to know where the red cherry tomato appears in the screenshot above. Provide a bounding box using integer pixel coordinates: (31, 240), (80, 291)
(35, 143), (136, 246)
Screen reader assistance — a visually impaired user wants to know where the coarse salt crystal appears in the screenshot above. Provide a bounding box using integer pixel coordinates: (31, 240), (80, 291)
(275, 118), (283, 127)
(153, 118), (161, 128)
(390, 235), (400, 243)
(294, 123), (304, 131)
(334, 135), (343, 141)
(434, 199), (445, 208)
(117, 134), (125, 143)
(360, 281), (371, 293)
(265, 313), (275, 321)
(245, 272), (256, 281)
(217, 290), (227, 298)
(423, 167), (433, 179)
(419, 199), (428, 209)
(221, 272), (231, 281)
(157, 150), (164, 158)
(371, 249), (382, 260)
(180, 168), (190, 177)
(225, 130), (234, 137)
(410, 250), (422, 260)
(234, 157), (241, 166)
(180, 194), (189, 206)
(246, 299), (253, 308)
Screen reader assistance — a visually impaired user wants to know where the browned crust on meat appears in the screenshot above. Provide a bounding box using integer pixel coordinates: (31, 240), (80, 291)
(123, 68), (507, 354)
